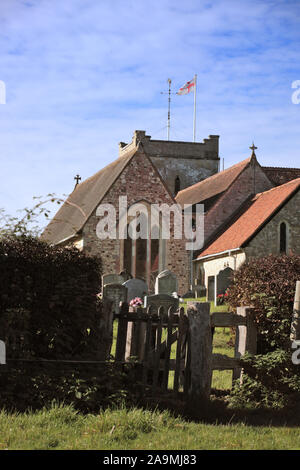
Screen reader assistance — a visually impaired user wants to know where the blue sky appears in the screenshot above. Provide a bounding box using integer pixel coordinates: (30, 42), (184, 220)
(0, 0), (300, 225)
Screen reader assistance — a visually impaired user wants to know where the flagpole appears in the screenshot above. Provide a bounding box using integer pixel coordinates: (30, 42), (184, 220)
(193, 74), (197, 142)
(167, 78), (171, 141)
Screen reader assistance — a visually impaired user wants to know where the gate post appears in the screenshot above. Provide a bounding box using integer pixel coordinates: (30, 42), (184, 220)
(291, 281), (300, 343)
(187, 302), (212, 405)
(233, 306), (257, 383)
(0, 340), (6, 365)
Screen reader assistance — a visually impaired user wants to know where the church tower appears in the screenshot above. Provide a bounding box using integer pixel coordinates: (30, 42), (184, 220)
(119, 130), (220, 195)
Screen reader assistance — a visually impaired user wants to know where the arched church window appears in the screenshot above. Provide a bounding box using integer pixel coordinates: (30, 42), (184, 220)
(135, 213), (148, 280)
(174, 176), (181, 195)
(279, 222), (288, 254)
(123, 226), (132, 275)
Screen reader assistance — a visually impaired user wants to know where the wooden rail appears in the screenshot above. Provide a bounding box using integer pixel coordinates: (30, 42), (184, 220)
(186, 303), (257, 404)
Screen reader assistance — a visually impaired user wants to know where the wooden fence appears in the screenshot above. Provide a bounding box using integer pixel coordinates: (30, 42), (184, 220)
(113, 303), (190, 396)
(112, 300), (258, 401)
(2, 281), (299, 409)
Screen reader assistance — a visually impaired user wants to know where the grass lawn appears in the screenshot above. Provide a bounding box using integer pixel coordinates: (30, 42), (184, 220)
(1, 403), (300, 450)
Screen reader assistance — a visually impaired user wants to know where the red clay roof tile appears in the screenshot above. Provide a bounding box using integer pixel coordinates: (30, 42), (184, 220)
(198, 177), (300, 259)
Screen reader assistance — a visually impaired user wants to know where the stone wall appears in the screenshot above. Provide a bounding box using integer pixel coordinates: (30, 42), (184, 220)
(119, 130), (220, 193)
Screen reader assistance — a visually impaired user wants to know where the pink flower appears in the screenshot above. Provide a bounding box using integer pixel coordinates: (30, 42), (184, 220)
(130, 297), (143, 307)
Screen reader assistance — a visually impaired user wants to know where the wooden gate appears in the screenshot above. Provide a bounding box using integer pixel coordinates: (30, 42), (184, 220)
(113, 303), (190, 396)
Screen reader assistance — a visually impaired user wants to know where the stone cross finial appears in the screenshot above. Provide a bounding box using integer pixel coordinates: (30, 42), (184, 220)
(249, 142), (257, 155)
(74, 174), (81, 189)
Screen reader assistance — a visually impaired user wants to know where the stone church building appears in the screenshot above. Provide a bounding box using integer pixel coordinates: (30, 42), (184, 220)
(41, 130), (300, 299)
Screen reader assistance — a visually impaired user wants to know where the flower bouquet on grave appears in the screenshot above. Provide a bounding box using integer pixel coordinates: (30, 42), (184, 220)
(217, 289), (229, 305)
(129, 297), (143, 312)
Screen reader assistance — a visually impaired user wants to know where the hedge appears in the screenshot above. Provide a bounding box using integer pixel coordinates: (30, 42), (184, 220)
(0, 235), (103, 360)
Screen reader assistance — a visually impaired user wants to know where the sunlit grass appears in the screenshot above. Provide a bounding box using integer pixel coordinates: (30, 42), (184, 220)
(1, 403), (300, 450)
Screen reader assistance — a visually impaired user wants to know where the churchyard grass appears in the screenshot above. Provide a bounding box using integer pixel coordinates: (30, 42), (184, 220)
(1, 402), (300, 450)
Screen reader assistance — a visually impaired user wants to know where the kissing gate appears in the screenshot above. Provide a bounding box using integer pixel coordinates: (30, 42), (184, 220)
(112, 301), (258, 402)
(114, 303), (190, 395)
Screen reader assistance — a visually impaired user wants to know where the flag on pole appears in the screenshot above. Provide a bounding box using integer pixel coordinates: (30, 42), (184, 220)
(176, 77), (196, 95)
(176, 75), (198, 141)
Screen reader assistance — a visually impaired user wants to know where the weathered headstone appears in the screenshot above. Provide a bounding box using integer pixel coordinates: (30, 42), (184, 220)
(123, 278), (148, 303)
(194, 278), (206, 298)
(155, 270), (178, 295)
(102, 271), (132, 288)
(207, 276), (215, 302)
(144, 293), (179, 315)
(216, 267), (233, 296)
(103, 283), (128, 314)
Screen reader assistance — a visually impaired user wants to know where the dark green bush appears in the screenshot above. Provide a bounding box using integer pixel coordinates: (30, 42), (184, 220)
(227, 255), (300, 409)
(0, 235), (103, 360)
(230, 350), (300, 409)
(0, 235), (136, 412)
(227, 254), (300, 352)
(0, 362), (140, 413)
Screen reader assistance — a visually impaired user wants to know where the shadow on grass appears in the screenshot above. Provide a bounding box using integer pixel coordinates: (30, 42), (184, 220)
(135, 389), (300, 428)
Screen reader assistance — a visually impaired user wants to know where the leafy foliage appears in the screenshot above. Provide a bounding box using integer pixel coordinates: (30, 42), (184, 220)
(227, 254), (300, 352)
(0, 362), (139, 413)
(0, 235), (103, 360)
(0, 194), (64, 237)
(230, 350), (300, 409)
(227, 255), (300, 409)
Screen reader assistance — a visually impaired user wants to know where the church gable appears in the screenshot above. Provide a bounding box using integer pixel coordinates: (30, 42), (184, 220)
(203, 153), (274, 242)
(82, 148), (190, 293)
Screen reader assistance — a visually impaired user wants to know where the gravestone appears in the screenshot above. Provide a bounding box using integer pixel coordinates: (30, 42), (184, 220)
(194, 279), (206, 298)
(155, 270), (178, 295)
(123, 278), (148, 303)
(207, 276), (215, 302)
(216, 267), (233, 296)
(144, 293), (179, 315)
(102, 271), (132, 289)
(103, 283), (128, 314)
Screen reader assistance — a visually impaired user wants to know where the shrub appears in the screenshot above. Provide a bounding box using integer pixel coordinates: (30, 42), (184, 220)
(230, 350), (300, 410)
(0, 362), (139, 413)
(227, 254), (300, 352)
(0, 235), (103, 360)
(227, 254), (300, 409)
(0, 235), (142, 412)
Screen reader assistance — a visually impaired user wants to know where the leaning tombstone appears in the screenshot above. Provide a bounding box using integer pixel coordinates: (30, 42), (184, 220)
(123, 278), (148, 303)
(155, 270), (178, 295)
(103, 283), (128, 314)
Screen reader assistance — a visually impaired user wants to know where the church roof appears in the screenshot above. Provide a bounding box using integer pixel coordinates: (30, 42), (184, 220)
(262, 166), (300, 186)
(175, 156), (252, 207)
(197, 177), (300, 259)
(41, 147), (137, 245)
